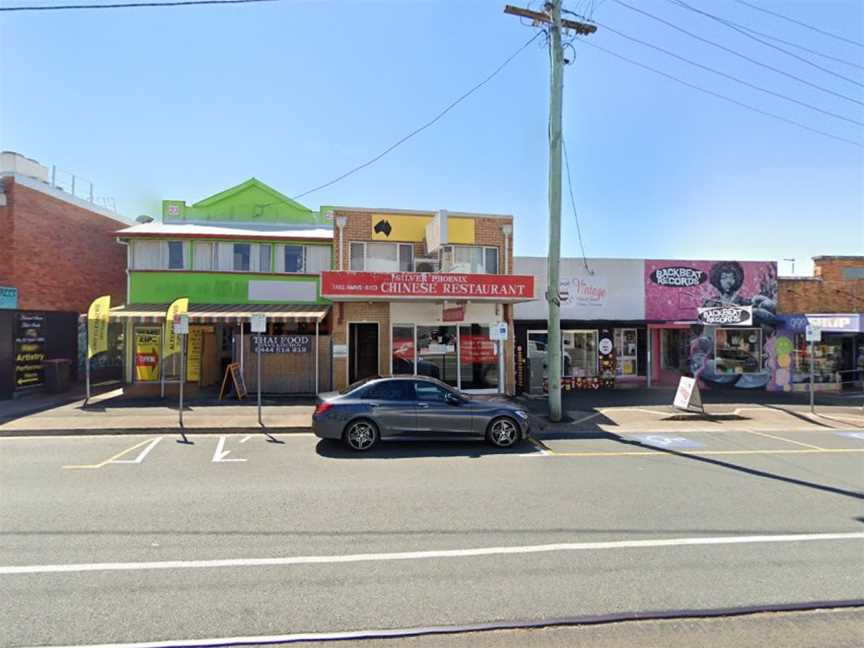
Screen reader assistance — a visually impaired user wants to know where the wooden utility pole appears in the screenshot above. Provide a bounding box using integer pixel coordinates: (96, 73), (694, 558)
(504, 3), (596, 422)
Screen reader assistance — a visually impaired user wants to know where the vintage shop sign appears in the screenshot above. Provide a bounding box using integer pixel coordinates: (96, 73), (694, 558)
(697, 305), (753, 326)
(321, 271), (534, 300)
(251, 335), (311, 354)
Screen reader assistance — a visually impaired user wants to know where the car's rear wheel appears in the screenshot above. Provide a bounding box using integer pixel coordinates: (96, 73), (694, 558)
(487, 417), (519, 448)
(344, 419), (379, 451)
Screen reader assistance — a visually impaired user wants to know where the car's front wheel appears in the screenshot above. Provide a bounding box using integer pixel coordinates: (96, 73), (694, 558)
(344, 419), (379, 451)
(487, 417), (520, 448)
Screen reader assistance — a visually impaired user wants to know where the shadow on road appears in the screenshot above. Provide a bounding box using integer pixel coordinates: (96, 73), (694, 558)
(314, 439), (537, 459)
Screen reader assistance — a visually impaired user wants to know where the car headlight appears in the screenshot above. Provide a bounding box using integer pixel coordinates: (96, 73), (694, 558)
(513, 410), (529, 420)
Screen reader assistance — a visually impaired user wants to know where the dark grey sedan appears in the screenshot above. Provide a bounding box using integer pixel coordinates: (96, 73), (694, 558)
(312, 376), (531, 451)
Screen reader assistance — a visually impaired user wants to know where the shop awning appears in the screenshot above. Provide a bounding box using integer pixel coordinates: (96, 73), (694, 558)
(109, 304), (330, 324)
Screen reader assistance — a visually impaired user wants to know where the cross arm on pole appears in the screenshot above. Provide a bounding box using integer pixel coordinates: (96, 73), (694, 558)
(503, 4), (597, 34)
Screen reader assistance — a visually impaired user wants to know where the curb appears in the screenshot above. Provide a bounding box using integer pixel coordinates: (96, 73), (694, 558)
(0, 427), (313, 438)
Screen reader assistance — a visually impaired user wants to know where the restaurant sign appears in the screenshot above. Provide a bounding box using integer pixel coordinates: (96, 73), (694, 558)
(321, 271), (534, 301)
(251, 335), (311, 354)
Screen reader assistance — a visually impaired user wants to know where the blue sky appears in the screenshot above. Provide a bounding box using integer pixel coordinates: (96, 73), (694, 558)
(2, 0), (862, 275)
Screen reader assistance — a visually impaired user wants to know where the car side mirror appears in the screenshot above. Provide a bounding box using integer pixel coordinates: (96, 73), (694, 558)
(445, 393), (460, 406)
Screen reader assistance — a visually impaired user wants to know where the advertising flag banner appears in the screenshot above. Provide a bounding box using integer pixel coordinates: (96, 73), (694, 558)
(164, 298), (189, 355)
(87, 295), (111, 359)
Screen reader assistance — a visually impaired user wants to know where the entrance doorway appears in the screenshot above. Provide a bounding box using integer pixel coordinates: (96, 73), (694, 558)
(349, 323), (379, 384)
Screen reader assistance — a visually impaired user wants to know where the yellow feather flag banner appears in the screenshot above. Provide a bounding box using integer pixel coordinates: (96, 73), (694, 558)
(87, 295), (111, 359)
(164, 297), (189, 356)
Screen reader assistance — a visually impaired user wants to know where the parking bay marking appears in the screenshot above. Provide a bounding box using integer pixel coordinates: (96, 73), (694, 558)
(212, 436), (246, 463)
(63, 437), (162, 470)
(3, 531), (862, 576)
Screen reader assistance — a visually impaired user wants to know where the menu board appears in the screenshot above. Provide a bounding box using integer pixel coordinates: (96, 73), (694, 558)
(15, 313), (46, 390)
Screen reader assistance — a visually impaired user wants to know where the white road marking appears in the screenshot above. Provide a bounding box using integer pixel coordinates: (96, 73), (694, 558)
(565, 412), (601, 426)
(211, 436), (246, 463)
(110, 437), (162, 464)
(2, 532), (861, 576)
(239, 435), (252, 444)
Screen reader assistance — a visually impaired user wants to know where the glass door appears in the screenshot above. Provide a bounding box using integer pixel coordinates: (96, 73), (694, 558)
(416, 325), (458, 387)
(459, 324), (498, 391)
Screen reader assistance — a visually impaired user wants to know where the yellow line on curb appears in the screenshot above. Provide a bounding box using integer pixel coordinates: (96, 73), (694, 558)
(543, 448), (864, 458)
(62, 437), (158, 469)
(741, 429), (826, 450)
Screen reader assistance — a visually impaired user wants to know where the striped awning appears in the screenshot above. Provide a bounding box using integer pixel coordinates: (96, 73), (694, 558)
(108, 303), (330, 324)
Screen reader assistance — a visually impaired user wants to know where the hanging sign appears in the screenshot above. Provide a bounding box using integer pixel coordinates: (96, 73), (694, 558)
(673, 376), (704, 414)
(598, 337), (613, 355)
(697, 305), (753, 326)
(489, 322), (509, 341)
(87, 295), (111, 358)
(251, 335), (311, 354)
(250, 313), (267, 333)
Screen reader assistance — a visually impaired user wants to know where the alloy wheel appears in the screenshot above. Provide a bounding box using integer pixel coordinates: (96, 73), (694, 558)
(489, 418), (518, 448)
(346, 421), (377, 451)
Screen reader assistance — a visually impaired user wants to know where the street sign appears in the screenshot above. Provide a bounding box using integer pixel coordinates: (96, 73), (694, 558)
(250, 313), (267, 333)
(489, 322), (509, 341)
(173, 313), (189, 335)
(805, 325), (822, 342)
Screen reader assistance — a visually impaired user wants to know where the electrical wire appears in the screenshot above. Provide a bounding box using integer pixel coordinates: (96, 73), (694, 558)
(594, 20), (864, 127)
(732, 0), (864, 49)
(610, 0), (864, 105)
(291, 30), (543, 200)
(573, 38), (863, 148)
(562, 138), (592, 275)
(0, 0), (275, 10)
(667, 0), (864, 73)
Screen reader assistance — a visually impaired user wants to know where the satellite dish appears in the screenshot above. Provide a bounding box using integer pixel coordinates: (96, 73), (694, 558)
(135, 214), (154, 224)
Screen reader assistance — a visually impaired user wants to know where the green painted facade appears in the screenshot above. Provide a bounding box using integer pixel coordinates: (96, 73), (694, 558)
(129, 272), (329, 305)
(162, 178), (326, 225)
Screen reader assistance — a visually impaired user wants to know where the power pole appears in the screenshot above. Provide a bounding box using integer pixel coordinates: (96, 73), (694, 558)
(503, 3), (596, 422)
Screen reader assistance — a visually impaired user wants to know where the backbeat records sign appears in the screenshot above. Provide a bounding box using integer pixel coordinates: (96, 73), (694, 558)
(15, 313), (46, 390)
(697, 305), (753, 326)
(321, 271), (534, 300)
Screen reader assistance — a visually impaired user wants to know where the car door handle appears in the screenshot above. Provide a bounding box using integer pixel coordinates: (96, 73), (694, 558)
(417, 403), (430, 408)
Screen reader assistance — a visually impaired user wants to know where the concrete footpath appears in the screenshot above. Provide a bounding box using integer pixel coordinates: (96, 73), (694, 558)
(1, 385), (861, 436)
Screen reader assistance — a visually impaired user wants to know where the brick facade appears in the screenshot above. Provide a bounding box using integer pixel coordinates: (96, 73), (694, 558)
(0, 177), (127, 312)
(779, 257), (864, 314)
(330, 209), (517, 394)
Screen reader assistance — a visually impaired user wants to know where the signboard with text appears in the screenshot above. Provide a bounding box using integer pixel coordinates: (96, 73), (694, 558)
(15, 313), (46, 390)
(697, 305), (753, 326)
(251, 335), (311, 354)
(0, 286), (18, 310)
(321, 271), (534, 301)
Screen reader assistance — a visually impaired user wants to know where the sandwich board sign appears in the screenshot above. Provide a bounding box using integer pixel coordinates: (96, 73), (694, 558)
(673, 376), (704, 414)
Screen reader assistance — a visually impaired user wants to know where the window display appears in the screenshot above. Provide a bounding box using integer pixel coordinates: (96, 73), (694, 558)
(791, 334), (842, 384)
(614, 328), (638, 376)
(563, 330), (598, 378)
(715, 328), (761, 374)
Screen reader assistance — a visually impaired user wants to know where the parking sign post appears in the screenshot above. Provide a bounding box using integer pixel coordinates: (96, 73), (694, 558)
(805, 325), (821, 415)
(173, 314), (190, 440)
(250, 314), (267, 427)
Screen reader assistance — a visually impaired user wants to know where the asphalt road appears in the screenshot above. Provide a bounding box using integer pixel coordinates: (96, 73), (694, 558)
(1, 428), (863, 647)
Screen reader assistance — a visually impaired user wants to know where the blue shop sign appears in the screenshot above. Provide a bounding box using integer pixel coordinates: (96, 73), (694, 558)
(0, 286), (18, 310)
(779, 313), (862, 333)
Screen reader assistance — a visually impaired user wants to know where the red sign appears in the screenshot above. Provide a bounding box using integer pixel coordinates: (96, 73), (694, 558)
(442, 305), (465, 322)
(321, 271), (534, 300)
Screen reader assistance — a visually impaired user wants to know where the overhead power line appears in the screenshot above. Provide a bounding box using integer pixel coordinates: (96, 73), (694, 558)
(574, 38), (863, 149)
(291, 30), (543, 201)
(594, 20), (864, 127)
(611, 0), (864, 106)
(732, 0), (864, 49)
(0, 0), (275, 11)
(667, 0), (864, 73)
(562, 138), (592, 275)
(667, 0), (864, 86)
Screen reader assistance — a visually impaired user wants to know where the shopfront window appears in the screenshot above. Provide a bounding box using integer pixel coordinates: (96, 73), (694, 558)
(167, 241), (185, 269)
(614, 328), (638, 376)
(715, 328), (762, 374)
(661, 329), (691, 373)
(283, 245), (304, 273)
(392, 325), (415, 375)
(459, 324), (497, 390)
(563, 330), (597, 378)
(791, 333), (843, 384)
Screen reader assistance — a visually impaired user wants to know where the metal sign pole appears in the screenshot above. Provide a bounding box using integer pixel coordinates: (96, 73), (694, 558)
(257, 335), (262, 427)
(179, 332), (185, 427)
(809, 337), (815, 415)
(85, 346), (91, 405)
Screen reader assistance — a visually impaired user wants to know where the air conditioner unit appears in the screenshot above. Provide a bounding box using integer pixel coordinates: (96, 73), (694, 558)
(414, 257), (439, 273)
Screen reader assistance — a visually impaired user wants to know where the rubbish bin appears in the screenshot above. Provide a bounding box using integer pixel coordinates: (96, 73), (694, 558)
(42, 359), (72, 393)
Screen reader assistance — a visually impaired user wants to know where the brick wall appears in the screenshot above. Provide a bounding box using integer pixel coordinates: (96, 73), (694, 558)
(0, 178), (13, 288)
(332, 301), (391, 390)
(4, 178), (127, 312)
(779, 257), (864, 313)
